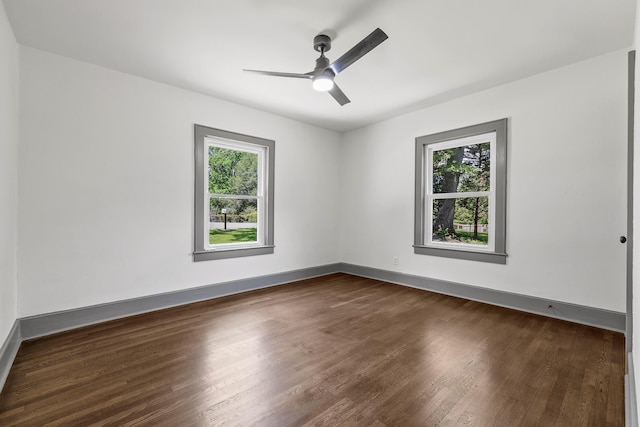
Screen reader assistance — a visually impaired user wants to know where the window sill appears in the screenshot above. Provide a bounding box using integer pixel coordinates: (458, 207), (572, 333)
(194, 245), (275, 261)
(413, 245), (507, 264)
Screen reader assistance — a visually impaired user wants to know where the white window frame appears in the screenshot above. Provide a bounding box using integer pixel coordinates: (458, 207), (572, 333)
(415, 119), (507, 264)
(425, 132), (496, 252)
(205, 138), (266, 251)
(194, 125), (274, 261)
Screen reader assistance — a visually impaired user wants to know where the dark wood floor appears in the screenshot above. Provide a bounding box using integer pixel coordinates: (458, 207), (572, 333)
(0, 273), (624, 426)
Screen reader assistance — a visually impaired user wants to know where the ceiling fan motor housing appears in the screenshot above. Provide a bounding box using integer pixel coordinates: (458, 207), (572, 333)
(313, 34), (332, 53)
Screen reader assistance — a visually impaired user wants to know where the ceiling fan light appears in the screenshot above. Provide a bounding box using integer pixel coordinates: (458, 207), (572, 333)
(312, 74), (334, 91)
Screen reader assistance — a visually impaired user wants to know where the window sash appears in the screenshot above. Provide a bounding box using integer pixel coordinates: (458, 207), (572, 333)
(206, 195), (264, 249)
(425, 131), (496, 196)
(425, 195), (494, 251)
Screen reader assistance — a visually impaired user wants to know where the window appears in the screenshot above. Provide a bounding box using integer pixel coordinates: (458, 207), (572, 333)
(414, 119), (507, 264)
(194, 125), (274, 261)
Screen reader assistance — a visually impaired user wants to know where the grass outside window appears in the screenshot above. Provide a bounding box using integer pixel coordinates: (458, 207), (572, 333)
(209, 228), (257, 245)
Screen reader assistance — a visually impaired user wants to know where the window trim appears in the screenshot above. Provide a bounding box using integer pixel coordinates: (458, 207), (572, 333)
(194, 124), (275, 261)
(414, 118), (507, 264)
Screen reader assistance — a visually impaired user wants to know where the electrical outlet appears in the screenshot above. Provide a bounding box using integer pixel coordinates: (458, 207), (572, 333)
(393, 257), (398, 265)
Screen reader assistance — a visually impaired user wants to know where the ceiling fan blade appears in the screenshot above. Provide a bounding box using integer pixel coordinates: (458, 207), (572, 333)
(243, 69), (313, 79)
(328, 83), (351, 106)
(330, 28), (388, 74)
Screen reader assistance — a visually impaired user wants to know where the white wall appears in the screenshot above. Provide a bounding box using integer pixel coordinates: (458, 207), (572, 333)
(17, 46), (341, 316)
(12, 38), (629, 318)
(0, 2), (18, 344)
(340, 50), (628, 312)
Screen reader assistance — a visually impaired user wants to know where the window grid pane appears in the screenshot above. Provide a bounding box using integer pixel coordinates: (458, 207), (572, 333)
(431, 142), (491, 194)
(209, 197), (259, 246)
(431, 196), (490, 247)
(208, 146), (259, 196)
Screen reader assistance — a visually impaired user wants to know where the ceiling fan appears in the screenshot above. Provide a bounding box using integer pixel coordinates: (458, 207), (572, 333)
(244, 28), (388, 106)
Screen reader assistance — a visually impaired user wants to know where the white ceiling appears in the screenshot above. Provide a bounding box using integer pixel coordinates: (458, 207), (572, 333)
(3, 0), (636, 132)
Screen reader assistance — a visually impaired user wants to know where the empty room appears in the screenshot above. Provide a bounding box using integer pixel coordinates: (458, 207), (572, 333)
(1, 0), (639, 425)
